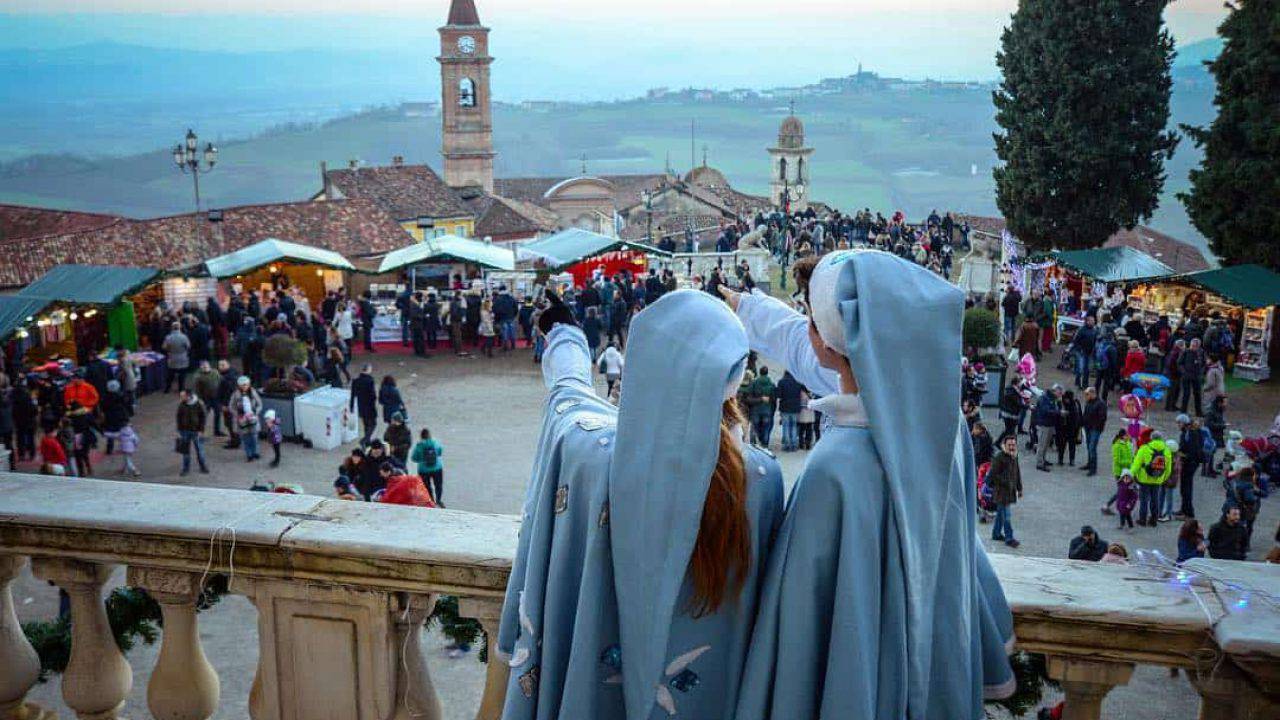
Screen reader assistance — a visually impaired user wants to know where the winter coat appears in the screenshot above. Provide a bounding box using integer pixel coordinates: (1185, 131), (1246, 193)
(1203, 364), (1226, 405)
(1179, 347), (1207, 381)
(378, 384), (405, 424)
(117, 426), (140, 455)
(1111, 438), (1134, 479)
(986, 451), (1022, 506)
(1130, 439), (1173, 486)
(1121, 349), (1146, 379)
(100, 391), (131, 433)
(1031, 393), (1060, 428)
(776, 373), (804, 414)
(411, 438), (444, 474)
(1115, 480), (1139, 516)
(0, 388), (12, 435)
(1208, 518), (1248, 561)
(1082, 398), (1107, 433)
(1068, 536), (1108, 562)
(162, 331), (192, 370)
(176, 399), (207, 433)
(350, 374), (377, 420)
(192, 368), (221, 404)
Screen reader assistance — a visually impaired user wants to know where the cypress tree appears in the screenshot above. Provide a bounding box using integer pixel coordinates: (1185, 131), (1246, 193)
(993, 0), (1179, 252)
(1179, 0), (1280, 269)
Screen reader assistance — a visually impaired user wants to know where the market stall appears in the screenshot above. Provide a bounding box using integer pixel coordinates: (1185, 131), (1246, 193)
(194, 238), (355, 309)
(4, 265), (162, 363)
(1025, 246), (1174, 343)
(1128, 264), (1280, 382)
(517, 229), (668, 286)
(370, 235), (518, 342)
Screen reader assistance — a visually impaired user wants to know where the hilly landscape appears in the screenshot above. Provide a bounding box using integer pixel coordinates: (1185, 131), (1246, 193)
(0, 38), (1221, 251)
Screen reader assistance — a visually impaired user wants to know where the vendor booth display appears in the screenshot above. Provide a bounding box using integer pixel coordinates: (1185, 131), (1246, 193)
(195, 238), (355, 309)
(1025, 247), (1174, 343)
(1129, 264), (1280, 382)
(2, 264), (161, 365)
(518, 229), (668, 286)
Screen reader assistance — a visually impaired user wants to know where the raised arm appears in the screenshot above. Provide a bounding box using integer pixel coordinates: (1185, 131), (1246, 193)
(541, 324), (594, 392)
(733, 290), (839, 396)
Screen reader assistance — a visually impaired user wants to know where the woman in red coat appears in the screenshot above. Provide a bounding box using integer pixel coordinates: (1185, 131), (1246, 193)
(1121, 339), (1147, 382)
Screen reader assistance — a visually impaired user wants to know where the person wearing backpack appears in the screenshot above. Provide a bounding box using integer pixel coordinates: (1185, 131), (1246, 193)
(1130, 430), (1173, 526)
(411, 427), (445, 508)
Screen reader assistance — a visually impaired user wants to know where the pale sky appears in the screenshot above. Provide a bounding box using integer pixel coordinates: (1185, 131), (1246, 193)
(0, 0), (1231, 97)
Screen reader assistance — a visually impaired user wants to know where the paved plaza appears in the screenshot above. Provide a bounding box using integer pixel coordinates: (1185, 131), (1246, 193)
(13, 342), (1280, 718)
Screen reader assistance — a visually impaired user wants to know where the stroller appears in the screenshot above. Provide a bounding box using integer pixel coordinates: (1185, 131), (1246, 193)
(976, 461), (996, 523)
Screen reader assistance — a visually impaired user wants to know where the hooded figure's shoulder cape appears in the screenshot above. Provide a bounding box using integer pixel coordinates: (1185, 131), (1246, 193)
(500, 294), (785, 720)
(736, 251), (1015, 720)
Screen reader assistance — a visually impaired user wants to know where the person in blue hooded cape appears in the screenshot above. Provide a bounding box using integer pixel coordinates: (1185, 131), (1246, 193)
(497, 289), (785, 719)
(732, 250), (1016, 718)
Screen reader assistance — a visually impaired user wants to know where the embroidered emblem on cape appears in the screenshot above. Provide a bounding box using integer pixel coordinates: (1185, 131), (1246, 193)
(757, 465), (767, 476)
(654, 645), (711, 715)
(555, 398), (583, 414)
(518, 665), (540, 698)
(575, 414), (613, 431)
(600, 643), (623, 684)
(598, 500), (610, 528)
(554, 485), (569, 514)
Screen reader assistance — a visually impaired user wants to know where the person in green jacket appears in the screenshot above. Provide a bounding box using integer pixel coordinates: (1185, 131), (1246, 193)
(1101, 429), (1133, 516)
(410, 428), (445, 507)
(1130, 431), (1173, 526)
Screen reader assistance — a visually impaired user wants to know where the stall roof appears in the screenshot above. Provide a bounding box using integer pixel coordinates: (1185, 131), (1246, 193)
(1175, 264), (1280, 310)
(0, 295), (55, 343)
(202, 238), (356, 279)
(1034, 246), (1174, 283)
(377, 235), (515, 273)
(18, 264), (160, 306)
(517, 229), (668, 270)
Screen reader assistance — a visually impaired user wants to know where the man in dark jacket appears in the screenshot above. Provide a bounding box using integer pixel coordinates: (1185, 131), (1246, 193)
(493, 286), (518, 351)
(358, 291), (378, 353)
(1178, 338), (1207, 416)
(1031, 385), (1063, 471)
(1068, 317), (1098, 390)
(987, 434), (1022, 548)
(349, 365), (378, 445)
(775, 371), (804, 452)
(1068, 525), (1108, 561)
(1208, 506), (1248, 560)
(1176, 414), (1205, 519)
(1081, 387), (1107, 476)
(175, 390), (209, 476)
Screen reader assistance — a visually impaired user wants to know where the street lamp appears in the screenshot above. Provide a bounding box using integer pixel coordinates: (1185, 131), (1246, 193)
(641, 189), (655, 244)
(173, 128), (217, 213)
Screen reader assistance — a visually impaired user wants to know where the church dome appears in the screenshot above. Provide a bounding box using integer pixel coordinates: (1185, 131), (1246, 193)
(777, 115), (806, 149)
(685, 165), (729, 188)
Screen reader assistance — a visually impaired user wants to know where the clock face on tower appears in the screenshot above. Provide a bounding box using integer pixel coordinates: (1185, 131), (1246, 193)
(457, 35), (476, 55)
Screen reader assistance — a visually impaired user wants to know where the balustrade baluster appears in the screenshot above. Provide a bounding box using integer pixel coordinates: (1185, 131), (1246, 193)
(0, 555), (54, 720)
(391, 593), (443, 720)
(458, 597), (510, 720)
(1046, 656), (1134, 720)
(127, 567), (220, 720)
(29, 558), (132, 720)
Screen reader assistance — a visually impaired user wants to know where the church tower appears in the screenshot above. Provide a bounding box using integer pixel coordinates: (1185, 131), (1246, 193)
(768, 110), (814, 212)
(439, 0), (495, 192)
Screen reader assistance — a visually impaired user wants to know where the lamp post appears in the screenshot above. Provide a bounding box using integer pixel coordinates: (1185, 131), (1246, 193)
(172, 129), (217, 213)
(641, 189), (655, 245)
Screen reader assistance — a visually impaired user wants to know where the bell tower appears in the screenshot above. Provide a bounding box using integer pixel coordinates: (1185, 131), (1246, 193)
(439, 0), (495, 192)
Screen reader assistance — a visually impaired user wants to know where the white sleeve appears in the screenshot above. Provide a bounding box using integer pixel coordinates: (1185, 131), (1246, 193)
(542, 325), (594, 392)
(735, 291), (840, 396)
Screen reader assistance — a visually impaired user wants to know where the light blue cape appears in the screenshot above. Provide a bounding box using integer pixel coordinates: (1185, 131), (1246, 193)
(609, 290), (751, 720)
(736, 250), (1015, 718)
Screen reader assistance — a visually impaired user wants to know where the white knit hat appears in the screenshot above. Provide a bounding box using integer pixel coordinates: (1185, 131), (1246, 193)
(808, 251), (857, 356)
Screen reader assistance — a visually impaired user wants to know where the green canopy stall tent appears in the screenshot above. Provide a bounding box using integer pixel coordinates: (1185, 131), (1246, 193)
(517, 228), (669, 286)
(184, 238), (358, 311)
(1024, 246), (1175, 345)
(1129, 264), (1280, 382)
(2, 265), (161, 367)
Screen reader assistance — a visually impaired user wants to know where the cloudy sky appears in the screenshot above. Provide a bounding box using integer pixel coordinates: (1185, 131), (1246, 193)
(0, 1), (1230, 98)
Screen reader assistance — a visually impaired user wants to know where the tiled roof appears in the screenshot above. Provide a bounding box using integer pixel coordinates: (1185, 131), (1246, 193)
(466, 192), (559, 239)
(0, 204), (122, 242)
(0, 199), (410, 288)
(325, 164), (473, 221)
(495, 174), (672, 213)
(958, 214), (1211, 274)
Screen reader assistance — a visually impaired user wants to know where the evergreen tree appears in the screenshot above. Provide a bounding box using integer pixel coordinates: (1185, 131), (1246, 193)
(993, 0), (1179, 252)
(1179, 0), (1280, 269)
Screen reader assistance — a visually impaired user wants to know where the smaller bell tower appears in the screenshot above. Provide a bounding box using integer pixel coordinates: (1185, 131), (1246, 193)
(768, 107), (814, 212)
(439, 0), (495, 192)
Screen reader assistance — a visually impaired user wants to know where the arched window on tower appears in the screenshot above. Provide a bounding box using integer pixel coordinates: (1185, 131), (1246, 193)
(797, 157), (805, 183)
(459, 78), (476, 107)
(779, 157), (788, 182)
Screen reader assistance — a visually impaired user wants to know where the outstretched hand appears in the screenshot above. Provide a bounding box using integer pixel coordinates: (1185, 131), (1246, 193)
(717, 284), (743, 312)
(537, 289), (578, 336)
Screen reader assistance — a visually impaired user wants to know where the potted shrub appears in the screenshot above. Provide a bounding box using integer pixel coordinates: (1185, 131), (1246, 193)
(260, 334), (310, 438)
(963, 307), (1006, 407)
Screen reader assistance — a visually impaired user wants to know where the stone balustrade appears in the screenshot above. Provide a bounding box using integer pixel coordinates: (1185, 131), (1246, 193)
(2, 473), (1278, 720)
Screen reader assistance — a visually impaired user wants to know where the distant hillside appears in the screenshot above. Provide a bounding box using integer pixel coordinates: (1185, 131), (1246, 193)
(0, 39), (1219, 252)
(1174, 37), (1224, 69)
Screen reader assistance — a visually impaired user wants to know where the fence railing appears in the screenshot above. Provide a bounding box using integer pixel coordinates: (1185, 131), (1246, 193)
(1, 473), (1276, 720)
